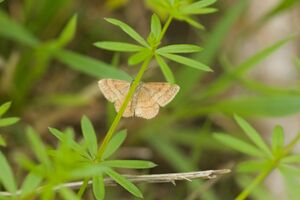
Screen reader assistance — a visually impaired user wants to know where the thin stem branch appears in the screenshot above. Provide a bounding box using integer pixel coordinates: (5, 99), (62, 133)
(158, 16), (172, 42)
(76, 178), (89, 198)
(0, 169), (231, 197)
(283, 132), (300, 153)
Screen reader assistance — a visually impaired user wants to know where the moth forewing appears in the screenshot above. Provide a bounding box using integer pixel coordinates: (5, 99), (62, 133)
(98, 79), (130, 102)
(114, 99), (134, 117)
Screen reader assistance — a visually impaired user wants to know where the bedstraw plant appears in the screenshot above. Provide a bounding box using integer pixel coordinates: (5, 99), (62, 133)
(214, 115), (300, 200)
(0, 0), (219, 199)
(1, 0), (300, 199)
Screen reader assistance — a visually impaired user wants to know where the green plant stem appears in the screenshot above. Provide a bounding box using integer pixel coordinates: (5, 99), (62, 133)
(235, 132), (300, 200)
(77, 178), (89, 197)
(96, 58), (151, 160)
(158, 16), (172, 42)
(284, 132), (300, 153)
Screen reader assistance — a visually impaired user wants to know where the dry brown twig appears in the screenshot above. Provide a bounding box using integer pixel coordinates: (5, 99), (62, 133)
(0, 169), (230, 197)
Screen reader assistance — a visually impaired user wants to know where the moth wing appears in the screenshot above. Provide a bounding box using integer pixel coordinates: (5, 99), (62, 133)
(113, 98), (134, 117)
(134, 87), (160, 119)
(98, 79), (130, 102)
(141, 82), (180, 107)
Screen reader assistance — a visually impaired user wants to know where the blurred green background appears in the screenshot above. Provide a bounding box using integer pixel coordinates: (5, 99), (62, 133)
(1, 0), (300, 199)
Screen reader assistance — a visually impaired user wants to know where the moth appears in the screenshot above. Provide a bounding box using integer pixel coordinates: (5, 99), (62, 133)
(98, 79), (180, 119)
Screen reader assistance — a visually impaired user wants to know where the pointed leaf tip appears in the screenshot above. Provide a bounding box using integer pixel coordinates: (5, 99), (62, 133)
(234, 114), (272, 158)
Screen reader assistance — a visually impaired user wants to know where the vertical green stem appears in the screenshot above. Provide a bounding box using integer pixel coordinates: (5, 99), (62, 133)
(77, 178), (89, 197)
(96, 58), (151, 159)
(235, 132), (300, 200)
(158, 16), (172, 42)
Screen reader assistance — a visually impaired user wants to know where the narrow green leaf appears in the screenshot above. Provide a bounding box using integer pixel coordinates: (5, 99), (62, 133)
(281, 154), (300, 164)
(279, 164), (300, 179)
(128, 49), (151, 65)
(0, 102), (11, 117)
(0, 135), (6, 147)
(234, 115), (272, 158)
(57, 14), (77, 47)
(105, 18), (149, 47)
(262, 0), (299, 22)
(202, 35), (295, 99)
(0, 10), (39, 47)
(156, 44), (202, 54)
(160, 53), (212, 71)
(182, 8), (218, 15)
(271, 125), (284, 155)
(238, 78), (300, 96)
(182, 16), (205, 29)
(102, 160), (157, 169)
(20, 173), (42, 197)
(155, 54), (175, 83)
(105, 168), (143, 198)
(0, 151), (17, 194)
(54, 49), (132, 81)
(236, 35), (295, 76)
(214, 95), (300, 117)
(213, 133), (264, 157)
(26, 127), (51, 168)
(59, 188), (80, 200)
(182, 0), (217, 14)
(16, 155), (44, 176)
(81, 116), (98, 158)
(147, 0), (170, 9)
(150, 14), (161, 39)
(42, 94), (88, 107)
(48, 127), (90, 159)
(237, 160), (268, 173)
(94, 41), (144, 52)
(147, 34), (157, 47)
(102, 130), (127, 160)
(0, 117), (19, 127)
(70, 164), (106, 179)
(92, 175), (105, 200)
(184, 0), (216, 9)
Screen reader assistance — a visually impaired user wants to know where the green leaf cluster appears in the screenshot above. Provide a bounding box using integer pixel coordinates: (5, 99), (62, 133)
(0, 115), (155, 200)
(147, 0), (217, 29)
(94, 13), (212, 84)
(214, 115), (300, 200)
(48, 116), (156, 200)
